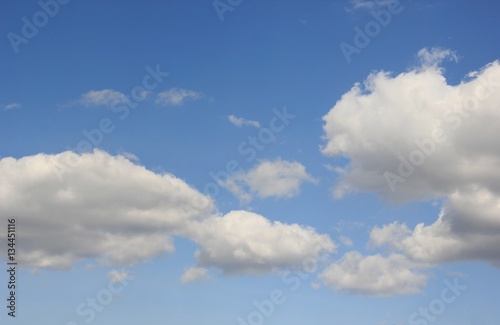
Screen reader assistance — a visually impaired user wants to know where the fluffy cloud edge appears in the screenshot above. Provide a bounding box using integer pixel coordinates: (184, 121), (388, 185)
(319, 251), (428, 296)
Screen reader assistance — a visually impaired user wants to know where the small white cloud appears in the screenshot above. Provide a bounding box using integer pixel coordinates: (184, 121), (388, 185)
(134, 89), (152, 101)
(180, 267), (208, 283)
(228, 115), (260, 128)
(345, 0), (396, 12)
(155, 88), (201, 106)
(3, 103), (21, 110)
(339, 236), (353, 247)
(81, 89), (129, 107)
(222, 159), (317, 202)
(107, 269), (130, 283)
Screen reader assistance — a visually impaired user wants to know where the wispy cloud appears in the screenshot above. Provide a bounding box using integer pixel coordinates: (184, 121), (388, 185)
(80, 89), (130, 107)
(108, 269), (130, 283)
(339, 236), (354, 247)
(345, 0), (396, 12)
(155, 88), (201, 106)
(181, 267), (208, 283)
(417, 47), (458, 68)
(3, 102), (21, 110)
(118, 151), (140, 162)
(227, 115), (260, 128)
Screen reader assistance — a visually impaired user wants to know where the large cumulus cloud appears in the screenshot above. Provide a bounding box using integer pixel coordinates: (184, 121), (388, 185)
(0, 150), (214, 268)
(320, 48), (500, 295)
(185, 210), (335, 275)
(0, 150), (334, 279)
(322, 48), (500, 202)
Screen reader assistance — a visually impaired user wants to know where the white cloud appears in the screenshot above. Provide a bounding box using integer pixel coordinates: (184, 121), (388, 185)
(155, 88), (201, 106)
(339, 236), (354, 247)
(319, 251), (427, 296)
(0, 150), (214, 268)
(345, 0), (396, 12)
(222, 159), (317, 202)
(81, 89), (130, 107)
(371, 188), (500, 266)
(3, 102), (21, 110)
(322, 48), (500, 203)
(118, 151), (140, 162)
(320, 49), (500, 294)
(108, 269), (130, 283)
(369, 222), (411, 250)
(135, 89), (151, 101)
(181, 267), (208, 283)
(228, 115), (260, 128)
(0, 150), (335, 277)
(184, 210), (336, 275)
(417, 47), (458, 69)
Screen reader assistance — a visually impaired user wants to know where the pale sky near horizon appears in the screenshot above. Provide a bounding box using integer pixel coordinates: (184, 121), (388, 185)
(1, 0), (500, 324)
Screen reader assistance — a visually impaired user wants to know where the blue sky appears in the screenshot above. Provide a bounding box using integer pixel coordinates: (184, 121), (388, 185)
(1, 0), (500, 324)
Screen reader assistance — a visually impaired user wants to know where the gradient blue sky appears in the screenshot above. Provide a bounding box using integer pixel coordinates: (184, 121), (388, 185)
(1, 1), (500, 324)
